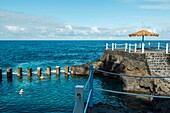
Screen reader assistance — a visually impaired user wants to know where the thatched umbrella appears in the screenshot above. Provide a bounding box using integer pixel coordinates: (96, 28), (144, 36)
(129, 30), (159, 43)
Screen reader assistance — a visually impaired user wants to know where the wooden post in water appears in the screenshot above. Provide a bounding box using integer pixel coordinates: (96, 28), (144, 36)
(17, 67), (22, 77)
(27, 68), (32, 78)
(0, 68), (2, 81)
(46, 66), (51, 76)
(37, 67), (42, 76)
(71, 66), (76, 75)
(64, 66), (69, 75)
(56, 66), (60, 75)
(7, 68), (12, 81)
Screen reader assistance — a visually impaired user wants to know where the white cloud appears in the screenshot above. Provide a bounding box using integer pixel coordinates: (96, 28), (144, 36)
(0, 10), (169, 40)
(90, 26), (100, 33)
(5, 26), (18, 32)
(5, 26), (27, 32)
(65, 25), (73, 30)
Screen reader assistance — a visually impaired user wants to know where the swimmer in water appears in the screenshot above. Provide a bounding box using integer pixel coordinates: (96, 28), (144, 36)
(40, 74), (45, 79)
(19, 88), (24, 95)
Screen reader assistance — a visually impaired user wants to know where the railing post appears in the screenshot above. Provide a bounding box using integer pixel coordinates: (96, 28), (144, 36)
(106, 43), (108, 50)
(158, 42), (160, 50)
(166, 43), (169, 54)
(142, 43), (145, 53)
(89, 64), (93, 107)
(129, 44), (131, 53)
(134, 43), (137, 53)
(112, 43), (114, 51)
(125, 43), (128, 52)
(148, 42), (150, 49)
(115, 43), (117, 49)
(74, 85), (84, 113)
(148, 42), (150, 46)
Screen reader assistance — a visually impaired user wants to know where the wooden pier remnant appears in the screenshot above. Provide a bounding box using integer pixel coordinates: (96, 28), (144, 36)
(27, 68), (32, 77)
(17, 67), (22, 77)
(37, 67), (42, 76)
(56, 66), (60, 75)
(7, 68), (12, 81)
(64, 66), (69, 75)
(46, 66), (51, 76)
(71, 66), (76, 75)
(0, 68), (2, 81)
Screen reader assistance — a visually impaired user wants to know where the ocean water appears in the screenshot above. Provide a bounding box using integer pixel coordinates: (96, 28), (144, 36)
(0, 40), (169, 112)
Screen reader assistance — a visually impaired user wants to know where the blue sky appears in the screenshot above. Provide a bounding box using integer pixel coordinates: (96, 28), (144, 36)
(0, 0), (170, 40)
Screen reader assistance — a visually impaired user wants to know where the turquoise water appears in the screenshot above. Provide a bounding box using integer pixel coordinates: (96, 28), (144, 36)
(0, 40), (169, 112)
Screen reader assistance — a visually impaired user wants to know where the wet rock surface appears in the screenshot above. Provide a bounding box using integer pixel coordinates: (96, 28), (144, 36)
(87, 102), (153, 113)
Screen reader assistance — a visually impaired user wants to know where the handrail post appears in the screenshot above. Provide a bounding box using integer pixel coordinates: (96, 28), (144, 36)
(142, 43), (145, 53)
(158, 42), (160, 50)
(148, 42), (150, 46)
(134, 43), (137, 53)
(129, 44), (131, 53)
(166, 43), (169, 54)
(106, 43), (108, 50)
(125, 43), (128, 52)
(112, 43), (114, 51)
(89, 64), (93, 107)
(74, 85), (84, 113)
(115, 43), (117, 49)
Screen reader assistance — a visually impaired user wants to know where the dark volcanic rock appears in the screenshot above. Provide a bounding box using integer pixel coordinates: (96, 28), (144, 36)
(71, 49), (170, 113)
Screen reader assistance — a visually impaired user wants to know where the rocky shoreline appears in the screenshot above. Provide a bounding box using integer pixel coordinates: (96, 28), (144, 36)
(71, 50), (170, 113)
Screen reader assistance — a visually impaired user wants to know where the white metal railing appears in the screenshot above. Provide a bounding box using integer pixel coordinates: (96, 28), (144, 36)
(106, 42), (169, 54)
(73, 64), (93, 113)
(73, 64), (170, 113)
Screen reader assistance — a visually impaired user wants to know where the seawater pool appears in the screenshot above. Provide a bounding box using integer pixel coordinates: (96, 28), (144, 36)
(0, 73), (123, 113)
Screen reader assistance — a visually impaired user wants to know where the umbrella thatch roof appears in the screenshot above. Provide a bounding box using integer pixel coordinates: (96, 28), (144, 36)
(129, 30), (159, 37)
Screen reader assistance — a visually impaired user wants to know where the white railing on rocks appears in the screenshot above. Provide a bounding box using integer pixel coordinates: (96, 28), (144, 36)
(73, 64), (170, 113)
(106, 42), (169, 54)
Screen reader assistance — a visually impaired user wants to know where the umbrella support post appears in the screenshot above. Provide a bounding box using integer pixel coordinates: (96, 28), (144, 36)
(134, 43), (137, 53)
(128, 44), (131, 53)
(142, 43), (145, 53)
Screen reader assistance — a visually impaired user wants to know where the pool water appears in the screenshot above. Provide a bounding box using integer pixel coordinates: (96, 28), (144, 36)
(0, 73), (123, 113)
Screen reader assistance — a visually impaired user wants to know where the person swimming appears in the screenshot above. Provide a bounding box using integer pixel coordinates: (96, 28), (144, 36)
(19, 88), (24, 95)
(40, 74), (45, 79)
